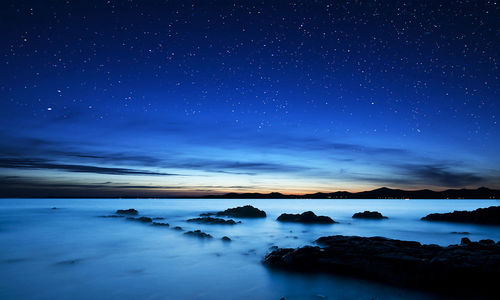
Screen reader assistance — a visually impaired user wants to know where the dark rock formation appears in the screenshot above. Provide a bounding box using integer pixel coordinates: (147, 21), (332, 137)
(421, 206), (500, 225)
(51, 207), (57, 210)
(263, 235), (500, 297)
(152, 217), (165, 220)
(126, 216), (152, 223)
(221, 236), (231, 241)
(352, 211), (387, 219)
(152, 222), (169, 227)
(173, 226), (183, 231)
(276, 211), (336, 224)
(216, 205), (266, 218)
(200, 212), (216, 216)
(187, 217), (239, 225)
(184, 230), (212, 239)
(461, 237), (471, 245)
(98, 215), (124, 218)
(116, 208), (138, 215)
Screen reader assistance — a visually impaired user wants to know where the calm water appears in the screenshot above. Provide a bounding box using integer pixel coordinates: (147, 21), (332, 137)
(1, 198), (499, 300)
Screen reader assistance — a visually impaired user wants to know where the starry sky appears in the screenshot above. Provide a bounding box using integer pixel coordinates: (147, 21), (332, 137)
(0, 0), (499, 197)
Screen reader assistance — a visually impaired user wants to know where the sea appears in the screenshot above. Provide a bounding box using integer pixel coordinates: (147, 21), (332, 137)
(1, 198), (499, 300)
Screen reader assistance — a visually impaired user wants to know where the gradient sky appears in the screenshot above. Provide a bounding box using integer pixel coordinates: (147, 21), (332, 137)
(1, 1), (499, 197)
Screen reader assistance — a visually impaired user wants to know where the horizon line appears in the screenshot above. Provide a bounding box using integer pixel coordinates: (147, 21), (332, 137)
(1, 186), (498, 199)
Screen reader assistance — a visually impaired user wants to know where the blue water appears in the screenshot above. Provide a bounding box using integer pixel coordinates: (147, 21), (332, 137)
(1, 198), (499, 300)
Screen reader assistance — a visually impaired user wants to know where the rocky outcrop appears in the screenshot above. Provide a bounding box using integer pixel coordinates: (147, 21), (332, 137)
(221, 236), (231, 241)
(276, 211), (336, 224)
(116, 208), (138, 215)
(184, 230), (212, 239)
(173, 226), (183, 231)
(352, 211), (387, 219)
(263, 235), (500, 297)
(126, 216), (152, 223)
(421, 206), (500, 225)
(200, 212), (216, 216)
(216, 205), (266, 218)
(187, 217), (239, 225)
(152, 222), (169, 227)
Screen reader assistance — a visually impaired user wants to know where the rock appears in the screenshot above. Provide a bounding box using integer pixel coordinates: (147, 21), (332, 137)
(216, 205), (266, 218)
(55, 258), (83, 265)
(51, 207), (57, 210)
(116, 208), (138, 215)
(479, 239), (495, 245)
(461, 237), (471, 245)
(276, 211), (336, 224)
(152, 222), (169, 227)
(126, 216), (152, 223)
(98, 215), (124, 218)
(421, 206), (500, 225)
(173, 226), (183, 231)
(184, 230), (212, 239)
(152, 217), (165, 220)
(352, 211), (388, 219)
(221, 236), (231, 241)
(200, 212), (216, 216)
(451, 231), (470, 234)
(187, 217), (239, 225)
(263, 235), (500, 298)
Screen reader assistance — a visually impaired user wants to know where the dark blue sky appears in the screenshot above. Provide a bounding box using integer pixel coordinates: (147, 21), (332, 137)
(1, 1), (499, 196)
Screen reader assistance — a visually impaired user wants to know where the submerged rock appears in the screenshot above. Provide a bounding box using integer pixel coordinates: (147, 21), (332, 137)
(55, 258), (83, 265)
(98, 215), (124, 218)
(116, 208), (138, 215)
(152, 222), (169, 227)
(421, 206), (500, 225)
(263, 235), (500, 297)
(152, 217), (165, 220)
(276, 211), (336, 224)
(184, 230), (213, 239)
(221, 236), (231, 242)
(187, 217), (239, 225)
(173, 226), (183, 231)
(352, 211), (388, 219)
(126, 216), (152, 223)
(216, 205), (266, 218)
(51, 207), (57, 210)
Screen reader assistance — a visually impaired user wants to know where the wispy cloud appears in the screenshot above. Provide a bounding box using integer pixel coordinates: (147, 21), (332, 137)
(345, 163), (490, 188)
(400, 164), (485, 187)
(0, 158), (177, 176)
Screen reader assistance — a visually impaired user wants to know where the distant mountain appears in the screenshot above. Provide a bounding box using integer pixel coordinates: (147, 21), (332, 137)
(2, 186), (498, 199)
(203, 187), (500, 199)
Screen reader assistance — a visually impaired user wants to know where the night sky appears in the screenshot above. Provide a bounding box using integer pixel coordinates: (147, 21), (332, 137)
(1, 1), (499, 197)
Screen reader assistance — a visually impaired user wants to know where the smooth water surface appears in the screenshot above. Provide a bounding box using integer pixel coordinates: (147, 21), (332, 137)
(1, 198), (499, 299)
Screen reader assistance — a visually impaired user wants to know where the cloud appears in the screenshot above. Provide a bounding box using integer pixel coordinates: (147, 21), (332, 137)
(1, 128), (495, 190)
(270, 137), (410, 156)
(345, 163), (488, 188)
(72, 153), (163, 166)
(401, 164), (484, 187)
(0, 176), (252, 190)
(174, 159), (306, 173)
(0, 176), (259, 197)
(0, 158), (178, 176)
